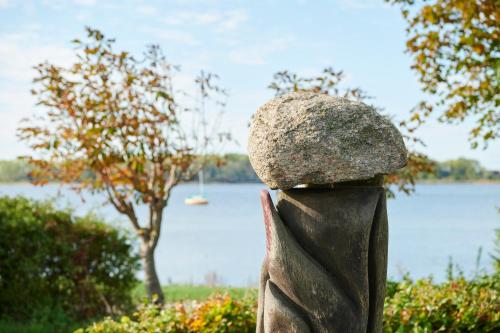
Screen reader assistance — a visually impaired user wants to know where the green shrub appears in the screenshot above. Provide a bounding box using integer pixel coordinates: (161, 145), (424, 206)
(76, 294), (257, 333)
(383, 274), (499, 332)
(0, 310), (85, 333)
(0, 196), (139, 321)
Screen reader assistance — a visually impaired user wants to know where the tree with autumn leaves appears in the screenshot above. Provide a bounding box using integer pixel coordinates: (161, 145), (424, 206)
(387, 0), (499, 149)
(18, 28), (229, 303)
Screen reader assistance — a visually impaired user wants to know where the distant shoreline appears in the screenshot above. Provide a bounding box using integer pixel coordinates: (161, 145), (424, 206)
(2, 156), (499, 186)
(416, 179), (500, 185)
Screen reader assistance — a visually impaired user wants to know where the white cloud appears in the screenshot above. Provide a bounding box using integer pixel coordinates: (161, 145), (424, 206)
(39, 0), (65, 10)
(137, 4), (157, 15)
(0, 0), (10, 8)
(228, 36), (294, 65)
(35, 0), (103, 10)
(216, 10), (247, 31)
(336, 0), (388, 10)
(142, 27), (199, 45)
(0, 31), (75, 158)
(0, 32), (74, 82)
(163, 11), (220, 25)
(162, 9), (248, 32)
(0, 88), (34, 135)
(72, 0), (96, 6)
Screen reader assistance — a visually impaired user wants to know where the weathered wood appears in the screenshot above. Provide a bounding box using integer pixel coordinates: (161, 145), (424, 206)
(257, 180), (388, 333)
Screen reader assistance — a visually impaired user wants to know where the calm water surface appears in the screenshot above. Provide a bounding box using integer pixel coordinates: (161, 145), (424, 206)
(1, 183), (498, 286)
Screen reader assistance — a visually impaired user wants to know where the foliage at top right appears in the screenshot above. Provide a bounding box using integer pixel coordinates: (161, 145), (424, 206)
(387, 0), (499, 149)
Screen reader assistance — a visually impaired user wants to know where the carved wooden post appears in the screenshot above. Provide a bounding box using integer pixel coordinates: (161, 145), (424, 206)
(248, 93), (407, 333)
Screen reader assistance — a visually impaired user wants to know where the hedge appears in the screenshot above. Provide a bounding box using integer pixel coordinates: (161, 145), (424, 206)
(0, 196), (140, 321)
(384, 274), (499, 332)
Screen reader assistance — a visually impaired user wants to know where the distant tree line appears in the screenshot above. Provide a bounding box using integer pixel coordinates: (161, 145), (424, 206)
(0, 160), (32, 183)
(419, 158), (500, 182)
(0, 155), (498, 184)
(203, 154), (260, 183)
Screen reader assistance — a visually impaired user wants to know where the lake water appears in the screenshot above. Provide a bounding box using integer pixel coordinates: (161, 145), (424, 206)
(1, 183), (498, 286)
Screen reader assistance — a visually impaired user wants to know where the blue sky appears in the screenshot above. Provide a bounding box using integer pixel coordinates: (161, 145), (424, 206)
(1, 0), (498, 169)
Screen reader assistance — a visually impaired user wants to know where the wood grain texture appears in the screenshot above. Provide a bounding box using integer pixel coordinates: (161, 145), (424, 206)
(257, 185), (388, 333)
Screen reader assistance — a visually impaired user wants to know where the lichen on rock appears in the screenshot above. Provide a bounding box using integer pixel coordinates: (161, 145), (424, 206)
(247, 92), (407, 189)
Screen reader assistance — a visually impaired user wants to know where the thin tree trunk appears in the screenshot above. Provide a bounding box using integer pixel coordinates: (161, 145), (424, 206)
(140, 241), (164, 304)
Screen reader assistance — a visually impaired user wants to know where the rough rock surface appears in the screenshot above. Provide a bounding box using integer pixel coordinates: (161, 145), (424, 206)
(248, 92), (407, 189)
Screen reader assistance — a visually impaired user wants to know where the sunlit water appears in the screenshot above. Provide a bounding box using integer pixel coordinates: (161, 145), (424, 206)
(1, 183), (498, 286)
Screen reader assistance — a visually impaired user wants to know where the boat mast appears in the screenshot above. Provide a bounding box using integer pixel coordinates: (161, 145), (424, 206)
(199, 71), (207, 198)
(199, 169), (204, 196)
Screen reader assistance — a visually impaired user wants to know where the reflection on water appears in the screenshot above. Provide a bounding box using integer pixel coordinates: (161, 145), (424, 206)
(1, 183), (498, 286)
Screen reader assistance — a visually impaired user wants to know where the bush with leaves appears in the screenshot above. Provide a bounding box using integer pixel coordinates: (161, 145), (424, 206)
(76, 294), (257, 333)
(0, 196), (139, 321)
(383, 274), (499, 332)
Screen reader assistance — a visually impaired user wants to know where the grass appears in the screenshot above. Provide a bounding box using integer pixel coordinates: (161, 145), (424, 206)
(132, 283), (257, 303)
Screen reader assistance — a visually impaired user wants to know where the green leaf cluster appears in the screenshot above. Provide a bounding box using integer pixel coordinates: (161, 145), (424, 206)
(387, 0), (499, 148)
(76, 294), (257, 333)
(0, 196), (140, 321)
(384, 274), (499, 332)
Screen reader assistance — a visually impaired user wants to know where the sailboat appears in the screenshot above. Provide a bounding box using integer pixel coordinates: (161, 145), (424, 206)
(185, 169), (209, 205)
(185, 71), (214, 206)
